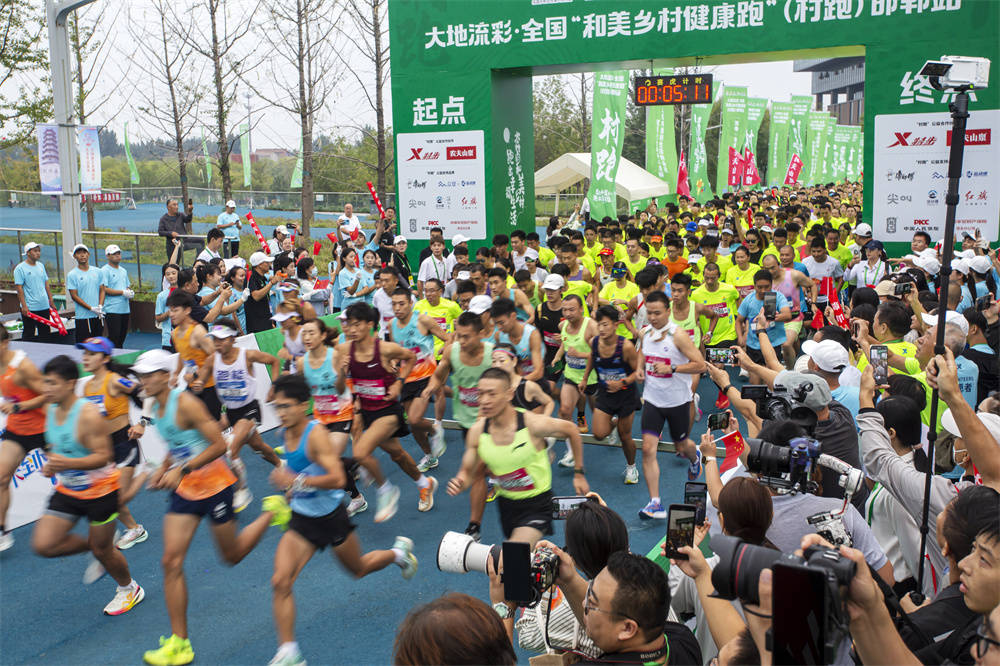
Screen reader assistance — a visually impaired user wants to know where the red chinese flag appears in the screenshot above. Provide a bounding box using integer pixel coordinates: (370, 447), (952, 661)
(718, 430), (748, 474)
(326, 231), (339, 245)
(743, 147), (761, 187)
(809, 307), (825, 330)
(313, 241), (322, 256)
(676, 150), (691, 198)
(784, 154), (803, 185)
(727, 147), (744, 187)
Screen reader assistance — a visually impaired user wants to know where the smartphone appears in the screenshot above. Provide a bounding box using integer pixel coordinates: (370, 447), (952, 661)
(741, 384), (768, 401)
(551, 496), (590, 520)
(977, 293), (994, 311)
(707, 411), (730, 431)
(894, 282), (912, 295)
(763, 291), (777, 319)
(772, 562), (833, 665)
(870, 344), (889, 385)
(501, 541), (533, 604)
(707, 347), (736, 365)
(684, 482), (708, 526)
(665, 504), (697, 560)
(851, 321), (860, 338)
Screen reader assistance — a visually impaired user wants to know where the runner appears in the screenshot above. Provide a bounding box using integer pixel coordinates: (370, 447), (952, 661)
(534, 274), (566, 391)
(266, 374), (417, 666)
(578, 305), (641, 484)
(273, 302), (306, 369)
(335, 302), (437, 522)
(597, 262), (640, 339)
(554, 294), (598, 466)
(413, 278), (461, 431)
(691, 262), (741, 409)
(77, 336), (149, 550)
(202, 319), (283, 511)
(0, 326), (46, 551)
(669, 272), (718, 426)
(31, 355), (144, 615)
(422, 311), (493, 541)
(133, 349), (286, 666)
(490, 343), (554, 415)
(491, 297), (544, 383)
(636, 291), (707, 519)
(762, 253), (817, 368)
(167, 290), (223, 422)
(388, 286), (449, 471)
(446, 367), (589, 548)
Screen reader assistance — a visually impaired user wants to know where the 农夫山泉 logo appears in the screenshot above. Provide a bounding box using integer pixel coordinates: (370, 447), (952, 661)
(446, 146), (477, 160)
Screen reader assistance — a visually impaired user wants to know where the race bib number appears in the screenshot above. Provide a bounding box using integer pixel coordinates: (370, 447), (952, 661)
(84, 394), (107, 416)
(645, 354), (672, 378)
(353, 379), (386, 398)
(736, 285), (755, 298)
(542, 331), (561, 348)
(216, 379), (246, 400)
(458, 386), (480, 407)
(566, 354), (587, 370)
(520, 359), (534, 375)
(171, 444), (194, 462)
(708, 302), (730, 317)
(597, 368), (626, 383)
(57, 470), (91, 491)
(313, 394), (339, 416)
(491, 467), (536, 492)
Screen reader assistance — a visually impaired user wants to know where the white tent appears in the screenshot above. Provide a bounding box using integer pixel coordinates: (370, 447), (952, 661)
(534, 153), (672, 208)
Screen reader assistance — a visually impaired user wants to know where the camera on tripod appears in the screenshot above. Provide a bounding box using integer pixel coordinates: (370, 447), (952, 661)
(711, 534), (856, 664)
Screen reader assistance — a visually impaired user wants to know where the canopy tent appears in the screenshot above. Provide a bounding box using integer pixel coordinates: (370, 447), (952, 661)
(534, 153), (672, 213)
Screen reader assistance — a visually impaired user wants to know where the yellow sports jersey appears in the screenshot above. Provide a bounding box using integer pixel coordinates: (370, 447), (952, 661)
(623, 255), (647, 278)
(856, 340), (918, 374)
(760, 246), (780, 263)
(598, 281), (640, 339)
(828, 244), (854, 270)
(724, 263), (761, 300)
(697, 253), (733, 276)
(579, 253), (597, 277)
(415, 297), (462, 358)
(563, 280), (593, 318)
(691, 283), (740, 345)
(584, 241), (603, 261)
(648, 245), (667, 260)
(538, 246), (556, 268)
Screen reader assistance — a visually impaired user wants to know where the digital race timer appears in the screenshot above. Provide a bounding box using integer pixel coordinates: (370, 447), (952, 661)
(634, 74), (714, 106)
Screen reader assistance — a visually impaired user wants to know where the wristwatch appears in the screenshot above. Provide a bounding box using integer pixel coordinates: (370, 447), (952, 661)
(703, 456), (717, 465)
(573, 467), (586, 475)
(493, 602), (512, 619)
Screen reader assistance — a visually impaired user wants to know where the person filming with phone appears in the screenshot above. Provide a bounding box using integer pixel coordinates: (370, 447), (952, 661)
(735, 270), (792, 385)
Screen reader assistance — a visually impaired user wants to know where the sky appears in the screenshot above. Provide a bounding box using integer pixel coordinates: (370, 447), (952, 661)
(6, 1), (814, 152)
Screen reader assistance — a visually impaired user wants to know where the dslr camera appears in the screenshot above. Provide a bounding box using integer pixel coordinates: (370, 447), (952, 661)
(740, 384), (817, 431)
(712, 534), (856, 664)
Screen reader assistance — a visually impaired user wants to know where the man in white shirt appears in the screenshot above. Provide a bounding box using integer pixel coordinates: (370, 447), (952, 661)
(801, 236), (844, 305)
(197, 228), (225, 263)
(417, 238), (447, 298)
(337, 203), (362, 243)
(215, 199), (242, 257)
(444, 234), (469, 276)
(510, 230), (529, 271)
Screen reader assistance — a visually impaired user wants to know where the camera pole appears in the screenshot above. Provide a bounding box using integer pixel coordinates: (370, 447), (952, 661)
(913, 86), (970, 604)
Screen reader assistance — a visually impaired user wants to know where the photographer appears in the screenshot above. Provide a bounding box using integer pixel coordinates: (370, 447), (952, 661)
(540, 548), (701, 665)
(394, 593), (516, 665)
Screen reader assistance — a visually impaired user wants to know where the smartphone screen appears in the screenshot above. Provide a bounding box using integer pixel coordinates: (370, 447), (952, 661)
(683, 483), (708, 526)
(501, 541), (533, 604)
(707, 348), (735, 365)
(707, 411), (730, 431)
(665, 504), (697, 560)
(763, 291), (777, 319)
(894, 282), (912, 295)
(870, 344), (889, 385)
(551, 496), (590, 520)
(772, 563), (829, 665)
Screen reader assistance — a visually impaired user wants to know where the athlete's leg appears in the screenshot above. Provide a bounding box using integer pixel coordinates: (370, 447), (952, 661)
(246, 429), (281, 466)
(227, 418), (256, 459)
(468, 462), (488, 526)
(354, 415), (420, 481)
(380, 437), (421, 481)
(161, 512), (201, 639)
(617, 412), (637, 466)
(349, 414), (386, 486)
(508, 525), (544, 550)
(402, 395), (433, 455)
(433, 386), (446, 423)
(781, 336), (798, 369)
(271, 530), (316, 645)
(641, 432), (662, 500)
(332, 531), (395, 578)
(0, 441), (26, 533)
(88, 519), (132, 586)
(591, 408), (613, 440)
(116, 466), (139, 530)
(210, 510), (275, 565)
(557, 382), (580, 422)
(32, 513), (89, 557)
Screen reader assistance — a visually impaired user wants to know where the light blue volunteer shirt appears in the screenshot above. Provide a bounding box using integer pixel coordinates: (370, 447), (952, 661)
(101, 263), (131, 314)
(955, 354), (980, 409)
(216, 211), (241, 240)
(14, 260), (49, 311)
(66, 266), (102, 319)
(738, 290), (790, 350)
(831, 384), (861, 420)
(155, 288), (172, 347)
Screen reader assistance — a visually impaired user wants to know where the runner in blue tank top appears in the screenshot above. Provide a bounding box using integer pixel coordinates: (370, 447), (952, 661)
(266, 374), (417, 666)
(491, 297), (544, 383)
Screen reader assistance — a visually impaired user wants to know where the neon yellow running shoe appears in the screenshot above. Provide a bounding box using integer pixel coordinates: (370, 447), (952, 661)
(143, 635), (194, 666)
(262, 494), (291, 530)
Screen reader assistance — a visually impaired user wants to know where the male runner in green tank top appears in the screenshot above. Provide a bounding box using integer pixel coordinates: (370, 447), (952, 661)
(446, 367), (588, 549)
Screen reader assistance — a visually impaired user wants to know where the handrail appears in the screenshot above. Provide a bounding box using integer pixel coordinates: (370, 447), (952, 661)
(0, 227), (202, 238)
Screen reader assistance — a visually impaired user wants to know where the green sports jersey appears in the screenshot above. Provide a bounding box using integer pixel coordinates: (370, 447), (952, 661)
(691, 283), (740, 344)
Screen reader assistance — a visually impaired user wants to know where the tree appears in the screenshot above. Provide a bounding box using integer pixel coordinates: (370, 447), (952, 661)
(0, 0), (50, 149)
(246, 0), (338, 237)
(126, 0), (204, 211)
(331, 0), (392, 206)
(176, 0), (259, 202)
(533, 76), (583, 169)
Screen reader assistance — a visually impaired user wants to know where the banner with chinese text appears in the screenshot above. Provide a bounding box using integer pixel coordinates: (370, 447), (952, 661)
(688, 99), (714, 198)
(645, 68), (677, 200)
(768, 101), (792, 186)
(585, 70), (629, 220)
(77, 126), (101, 195)
(744, 97), (768, 189)
(124, 122), (140, 185)
(788, 95), (812, 178)
(717, 86), (747, 193)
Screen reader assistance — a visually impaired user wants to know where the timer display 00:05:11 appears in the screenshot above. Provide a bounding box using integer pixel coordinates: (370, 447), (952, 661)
(634, 79), (713, 106)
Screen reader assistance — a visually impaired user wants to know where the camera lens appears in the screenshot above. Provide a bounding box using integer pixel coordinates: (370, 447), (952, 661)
(711, 535), (787, 605)
(747, 439), (791, 478)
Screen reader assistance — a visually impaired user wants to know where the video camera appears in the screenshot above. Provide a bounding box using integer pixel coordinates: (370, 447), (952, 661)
(436, 532), (558, 608)
(740, 384), (818, 432)
(712, 534), (856, 664)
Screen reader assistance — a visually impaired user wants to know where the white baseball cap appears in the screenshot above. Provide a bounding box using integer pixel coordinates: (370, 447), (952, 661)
(105, 244), (122, 255)
(941, 408), (1000, 445)
(920, 310), (970, 336)
(132, 349), (176, 374)
(968, 255), (992, 274)
(854, 223), (873, 237)
(951, 258), (970, 275)
(249, 251), (271, 267)
(394, 235), (408, 245)
(72, 243), (88, 254)
(468, 295), (493, 315)
(760, 225), (774, 234)
(913, 255), (941, 276)
(271, 311), (298, 322)
(225, 199), (236, 208)
(542, 274), (565, 290)
(524, 248), (539, 261)
(801, 339), (849, 373)
(452, 234), (469, 246)
(23, 241), (40, 254)
(687, 253), (703, 264)
(457, 271), (471, 281)
(207, 324), (238, 338)
(275, 225), (290, 236)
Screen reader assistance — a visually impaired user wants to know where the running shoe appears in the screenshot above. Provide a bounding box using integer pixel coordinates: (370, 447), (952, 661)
(464, 521), (481, 542)
(558, 450), (575, 468)
(608, 429), (621, 446)
(375, 483), (400, 523)
(234, 487), (254, 513)
(394, 536), (418, 580)
(624, 465), (639, 485)
(83, 555), (106, 584)
(638, 499), (666, 520)
(576, 414), (588, 433)
(104, 582), (145, 615)
(416, 454), (438, 472)
(116, 525), (148, 550)
(262, 495), (291, 530)
(144, 635), (194, 666)
(418, 477), (438, 512)
(430, 423), (447, 459)
(347, 493), (368, 517)
(687, 449), (703, 482)
(229, 455), (248, 483)
(715, 391), (730, 410)
(268, 646), (307, 666)
(0, 531), (13, 552)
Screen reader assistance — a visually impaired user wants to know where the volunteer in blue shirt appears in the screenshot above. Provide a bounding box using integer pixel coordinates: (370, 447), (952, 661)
(99, 245), (133, 349)
(14, 242), (56, 342)
(66, 244), (105, 343)
(736, 269), (792, 385)
(216, 199), (242, 258)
